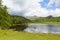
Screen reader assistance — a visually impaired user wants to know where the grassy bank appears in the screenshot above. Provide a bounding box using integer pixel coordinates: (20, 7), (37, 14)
(29, 22), (60, 24)
(0, 30), (60, 40)
(30, 17), (60, 24)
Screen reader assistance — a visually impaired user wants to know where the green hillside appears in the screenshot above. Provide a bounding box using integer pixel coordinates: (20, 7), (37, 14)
(30, 16), (60, 24)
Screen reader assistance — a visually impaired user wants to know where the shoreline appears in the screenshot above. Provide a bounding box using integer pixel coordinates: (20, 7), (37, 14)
(28, 22), (60, 24)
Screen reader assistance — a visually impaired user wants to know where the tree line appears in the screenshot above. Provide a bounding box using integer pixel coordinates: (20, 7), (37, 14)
(31, 15), (60, 23)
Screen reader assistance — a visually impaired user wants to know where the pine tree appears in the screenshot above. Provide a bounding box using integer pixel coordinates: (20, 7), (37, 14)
(0, 0), (12, 29)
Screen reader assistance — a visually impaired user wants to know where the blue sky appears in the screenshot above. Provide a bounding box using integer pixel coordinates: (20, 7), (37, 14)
(2, 0), (60, 17)
(40, 0), (49, 8)
(40, 0), (60, 10)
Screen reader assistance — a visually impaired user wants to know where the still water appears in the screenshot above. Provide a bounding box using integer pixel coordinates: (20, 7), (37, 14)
(24, 24), (60, 34)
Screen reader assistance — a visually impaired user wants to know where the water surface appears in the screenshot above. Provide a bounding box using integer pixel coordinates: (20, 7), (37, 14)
(24, 24), (60, 34)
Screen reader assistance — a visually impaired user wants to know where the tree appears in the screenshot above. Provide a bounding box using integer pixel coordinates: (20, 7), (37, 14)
(0, 0), (28, 31)
(10, 16), (28, 31)
(47, 15), (53, 18)
(0, 0), (12, 29)
(0, 0), (2, 7)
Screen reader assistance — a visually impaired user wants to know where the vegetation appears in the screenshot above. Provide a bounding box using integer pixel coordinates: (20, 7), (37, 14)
(0, 0), (29, 31)
(31, 16), (60, 24)
(10, 16), (30, 31)
(0, 30), (60, 40)
(0, 0), (60, 40)
(0, 0), (12, 29)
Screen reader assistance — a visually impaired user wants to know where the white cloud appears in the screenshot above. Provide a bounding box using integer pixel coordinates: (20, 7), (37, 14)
(55, 0), (60, 4)
(2, 0), (22, 11)
(47, 0), (60, 17)
(2, 0), (60, 17)
(53, 8), (60, 16)
(48, 0), (60, 7)
(48, 0), (55, 7)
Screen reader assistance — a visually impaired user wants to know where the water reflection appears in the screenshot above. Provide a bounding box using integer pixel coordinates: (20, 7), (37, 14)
(48, 25), (53, 33)
(24, 24), (60, 34)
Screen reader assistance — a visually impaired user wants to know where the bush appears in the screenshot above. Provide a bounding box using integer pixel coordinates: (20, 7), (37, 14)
(10, 16), (28, 31)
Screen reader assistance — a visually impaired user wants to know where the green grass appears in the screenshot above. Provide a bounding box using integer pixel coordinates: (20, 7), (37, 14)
(30, 17), (60, 24)
(0, 30), (60, 40)
(28, 22), (60, 24)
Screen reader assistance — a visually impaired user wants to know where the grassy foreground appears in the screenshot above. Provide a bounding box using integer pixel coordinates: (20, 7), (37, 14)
(0, 30), (60, 40)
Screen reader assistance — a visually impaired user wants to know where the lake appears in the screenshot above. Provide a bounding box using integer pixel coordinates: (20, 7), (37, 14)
(24, 24), (60, 34)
